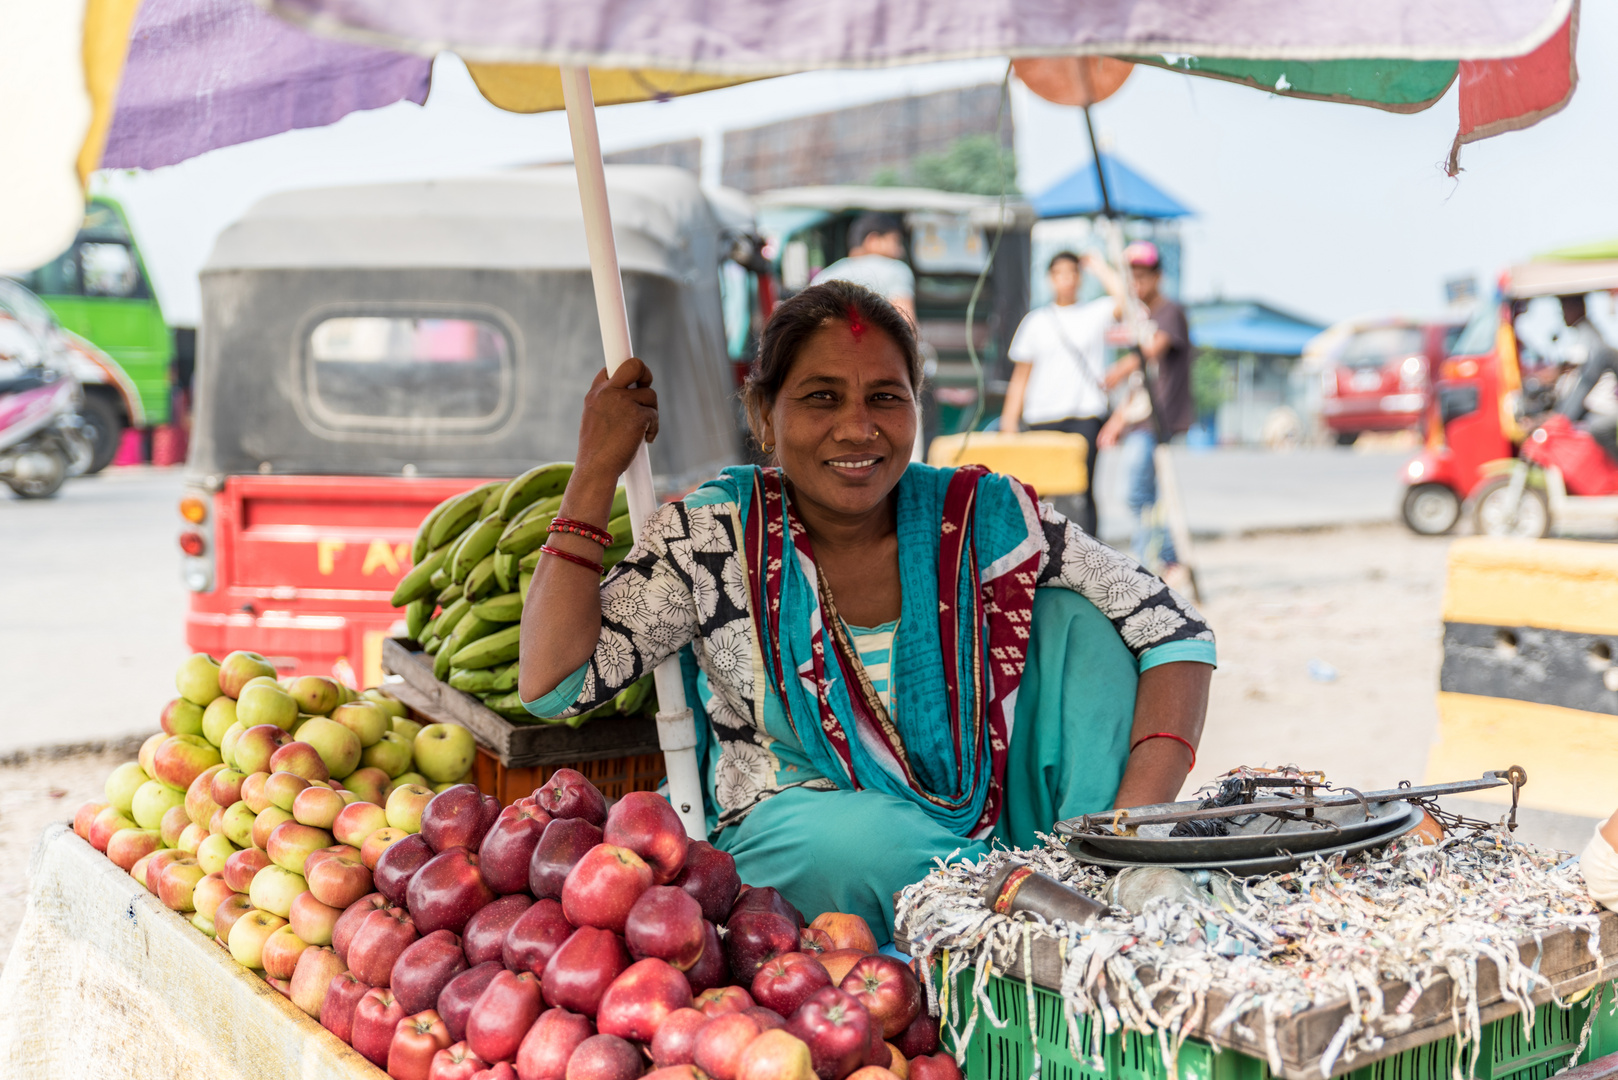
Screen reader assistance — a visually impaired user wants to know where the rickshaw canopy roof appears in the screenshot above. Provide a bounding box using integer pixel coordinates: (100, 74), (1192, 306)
(1504, 258), (1618, 300)
(204, 166), (734, 280)
(189, 165), (742, 486)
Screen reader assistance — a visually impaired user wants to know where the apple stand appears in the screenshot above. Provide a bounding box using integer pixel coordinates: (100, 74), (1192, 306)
(0, 824), (372, 1078)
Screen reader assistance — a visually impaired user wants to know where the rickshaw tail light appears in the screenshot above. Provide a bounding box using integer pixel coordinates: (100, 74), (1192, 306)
(179, 496), (207, 523)
(179, 532), (206, 557)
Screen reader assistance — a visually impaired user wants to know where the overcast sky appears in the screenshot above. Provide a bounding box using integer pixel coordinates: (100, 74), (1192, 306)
(95, 4), (1617, 328)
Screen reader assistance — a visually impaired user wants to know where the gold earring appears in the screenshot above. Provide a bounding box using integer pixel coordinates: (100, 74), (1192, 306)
(761, 442), (775, 453)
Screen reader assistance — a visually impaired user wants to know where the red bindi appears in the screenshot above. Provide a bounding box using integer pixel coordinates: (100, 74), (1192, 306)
(845, 307), (865, 341)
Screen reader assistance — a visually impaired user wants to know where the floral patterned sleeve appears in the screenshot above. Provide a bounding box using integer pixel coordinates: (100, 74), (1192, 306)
(1034, 501), (1216, 668)
(524, 501), (706, 718)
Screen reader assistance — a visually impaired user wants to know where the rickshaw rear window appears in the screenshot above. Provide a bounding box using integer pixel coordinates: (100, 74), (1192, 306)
(306, 315), (511, 424)
(1339, 327), (1425, 368)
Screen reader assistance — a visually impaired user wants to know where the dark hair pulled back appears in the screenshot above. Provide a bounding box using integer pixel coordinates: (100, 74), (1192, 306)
(742, 279), (923, 442)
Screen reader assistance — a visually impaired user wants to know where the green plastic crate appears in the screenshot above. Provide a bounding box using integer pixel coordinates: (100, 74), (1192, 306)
(947, 970), (1617, 1080)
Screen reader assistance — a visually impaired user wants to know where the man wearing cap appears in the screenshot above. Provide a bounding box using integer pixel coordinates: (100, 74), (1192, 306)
(1099, 241), (1194, 582)
(999, 250), (1125, 535)
(812, 211), (916, 325)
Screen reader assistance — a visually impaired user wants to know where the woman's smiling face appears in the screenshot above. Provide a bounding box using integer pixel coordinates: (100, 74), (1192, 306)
(760, 318), (917, 522)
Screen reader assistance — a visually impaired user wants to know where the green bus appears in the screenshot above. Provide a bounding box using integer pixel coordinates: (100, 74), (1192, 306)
(15, 197), (174, 432)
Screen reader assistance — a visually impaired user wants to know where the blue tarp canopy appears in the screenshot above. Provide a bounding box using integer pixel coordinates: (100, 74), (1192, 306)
(1031, 153), (1192, 220)
(1188, 300), (1325, 356)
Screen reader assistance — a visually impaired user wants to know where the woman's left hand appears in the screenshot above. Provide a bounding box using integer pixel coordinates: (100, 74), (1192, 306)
(1113, 661), (1212, 808)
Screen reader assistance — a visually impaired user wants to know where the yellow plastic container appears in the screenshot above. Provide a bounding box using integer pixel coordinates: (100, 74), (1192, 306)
(926, 431), (1090, 495)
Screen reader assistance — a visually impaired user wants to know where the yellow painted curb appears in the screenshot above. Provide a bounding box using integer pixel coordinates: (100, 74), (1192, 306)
(1425, 691), (1618, 819)
(1445, 537), (1618, 634)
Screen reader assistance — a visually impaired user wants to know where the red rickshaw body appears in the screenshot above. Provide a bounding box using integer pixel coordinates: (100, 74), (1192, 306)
(185, 475), (496, 688)
(177, 168), (748, 686)
(1403, 342), (1513, 501)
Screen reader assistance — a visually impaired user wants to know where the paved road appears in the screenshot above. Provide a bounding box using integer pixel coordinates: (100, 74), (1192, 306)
(1093, 445), (1410, 546)
(0, 468), (189, 754)
(0, 447), (1411, 754)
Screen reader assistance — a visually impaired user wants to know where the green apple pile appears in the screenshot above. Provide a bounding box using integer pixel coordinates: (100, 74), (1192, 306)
(72, 649), (480, 947)
(388, 463), (655, 726)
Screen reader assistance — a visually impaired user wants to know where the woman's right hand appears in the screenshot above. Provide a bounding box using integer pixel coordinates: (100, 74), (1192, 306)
(576, 357), (659, 483)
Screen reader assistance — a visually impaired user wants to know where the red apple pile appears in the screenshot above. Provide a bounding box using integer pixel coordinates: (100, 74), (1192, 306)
(75, 666), (956, 1080)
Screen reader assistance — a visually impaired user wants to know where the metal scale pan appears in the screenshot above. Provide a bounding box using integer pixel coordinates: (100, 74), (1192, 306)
(1055, 798), (1423, 863)
(1064, 803), (1424, 876)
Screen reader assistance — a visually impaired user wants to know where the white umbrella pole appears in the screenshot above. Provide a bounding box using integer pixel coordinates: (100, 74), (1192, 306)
(560, 66), (706, 840)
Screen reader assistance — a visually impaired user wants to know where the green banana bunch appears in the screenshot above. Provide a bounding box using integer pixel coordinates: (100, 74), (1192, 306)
(602, 542), (632, 572)
(472, 591), (523, 623)
(447, 661), (517, 694)
(464, 553), (500, 601)
(456, 662), (520, 694)
(434, 596), (473, 641)
(493, 551), (516, 593)
(434, 611), (503, 682)
(482, 692), (530, 720)
(613, 674), (655, 716)
(391, 544), (451, 607)
(480, 480), (510, 518)
(451, 624), (522, 670)
(405, 597), (434, 641)
(451, 514), (505, 584)
(499, 462), (574, 521)
(422, 635), (442, 655)
(429, 567), (450, 592)
(518, 569), (533, 601)
(412, 493), (460, 563)
(438, 581), (463, 606)
(496, 499), (562, 558)
(428, 482), (500, 550)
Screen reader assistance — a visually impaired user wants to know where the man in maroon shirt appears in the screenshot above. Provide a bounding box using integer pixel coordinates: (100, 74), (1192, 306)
(1099, 241), (1192, 579)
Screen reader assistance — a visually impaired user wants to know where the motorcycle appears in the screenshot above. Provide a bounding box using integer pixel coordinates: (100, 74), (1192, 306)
(1472, 413), (1618, 537)
(0, 365), (94, 498)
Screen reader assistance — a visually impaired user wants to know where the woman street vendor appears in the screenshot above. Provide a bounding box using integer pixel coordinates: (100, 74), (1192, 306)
(519, 281), (1215, 941)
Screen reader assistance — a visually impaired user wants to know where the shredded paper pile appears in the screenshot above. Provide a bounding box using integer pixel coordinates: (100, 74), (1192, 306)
(894, 826), (1604, 1079)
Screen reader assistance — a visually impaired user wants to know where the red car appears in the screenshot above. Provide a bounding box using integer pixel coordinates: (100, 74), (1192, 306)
(1320, 319), (1465, 445)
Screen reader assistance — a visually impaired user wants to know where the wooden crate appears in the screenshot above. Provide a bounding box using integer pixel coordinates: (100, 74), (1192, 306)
(382, 637), (661, 768)
(382, 637), (668, 807)
(901, 910), (1618, 1080)
(470, 746), (667, 806)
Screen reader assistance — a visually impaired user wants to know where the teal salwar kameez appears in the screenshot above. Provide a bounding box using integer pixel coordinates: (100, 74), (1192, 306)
(525, 463), (1213, 939)
(711, 588), (1138, 942)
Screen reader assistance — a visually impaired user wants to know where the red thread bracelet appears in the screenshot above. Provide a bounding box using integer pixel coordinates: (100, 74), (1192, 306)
(540, 544), (605, 576)
(548, 517), (614, 548)
(1129, 732), (1196, 771)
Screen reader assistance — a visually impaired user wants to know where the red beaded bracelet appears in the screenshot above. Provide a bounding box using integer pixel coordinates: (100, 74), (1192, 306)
(548, 517), (614, 549)
(540, 544), (605, 576)
(1129, 732), (1196, 771)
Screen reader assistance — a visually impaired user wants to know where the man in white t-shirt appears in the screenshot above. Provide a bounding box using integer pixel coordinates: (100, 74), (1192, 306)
(999, 251), (1123, 534)
(811, 212), (916, 325)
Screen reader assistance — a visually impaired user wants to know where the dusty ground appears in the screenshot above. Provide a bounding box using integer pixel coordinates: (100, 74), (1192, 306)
(1190, 521), (1451, 795)
(0, 742), (140, 966)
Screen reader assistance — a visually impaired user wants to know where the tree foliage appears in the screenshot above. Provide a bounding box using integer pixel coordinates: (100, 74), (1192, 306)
(869, 135), (1019, 197)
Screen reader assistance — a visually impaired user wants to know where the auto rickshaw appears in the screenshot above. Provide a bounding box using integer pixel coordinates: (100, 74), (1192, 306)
(179, 166), (749, 686)
(1398, 255), (1618, 535)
